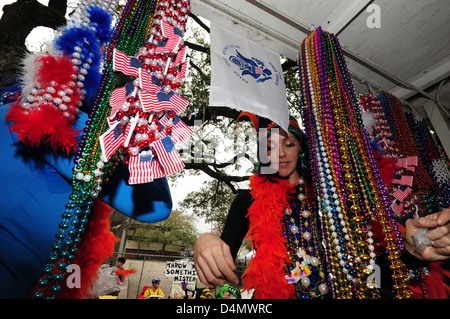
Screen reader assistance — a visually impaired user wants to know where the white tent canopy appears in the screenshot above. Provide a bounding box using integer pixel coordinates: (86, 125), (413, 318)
(190, 0), (450, 156)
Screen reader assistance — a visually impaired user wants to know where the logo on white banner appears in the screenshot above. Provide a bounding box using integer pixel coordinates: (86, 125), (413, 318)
(221, 45), (283, 86)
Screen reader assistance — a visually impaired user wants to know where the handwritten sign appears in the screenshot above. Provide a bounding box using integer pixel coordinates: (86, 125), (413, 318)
(165, 260), (197, 283)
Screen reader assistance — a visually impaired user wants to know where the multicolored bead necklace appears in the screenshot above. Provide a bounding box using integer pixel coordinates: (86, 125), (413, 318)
(283, 178), (330, 298)
(298, 27), (412, 299)
(404, 111), (448, 210)
(378, 92), (435, 194)
(359, 93), (417, 218)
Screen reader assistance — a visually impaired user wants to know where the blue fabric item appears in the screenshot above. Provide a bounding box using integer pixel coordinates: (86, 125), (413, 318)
(0, 103), (172, 298)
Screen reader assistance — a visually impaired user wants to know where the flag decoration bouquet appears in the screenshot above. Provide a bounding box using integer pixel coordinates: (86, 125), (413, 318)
(100, 13), (192, 183)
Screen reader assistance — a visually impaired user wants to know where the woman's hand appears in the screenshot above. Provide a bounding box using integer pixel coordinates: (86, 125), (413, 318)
(194, 233), (239, 288)
(405, 208), (450, 261)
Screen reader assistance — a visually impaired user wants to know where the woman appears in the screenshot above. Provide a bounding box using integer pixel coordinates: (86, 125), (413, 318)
(194, 116), (450, 299)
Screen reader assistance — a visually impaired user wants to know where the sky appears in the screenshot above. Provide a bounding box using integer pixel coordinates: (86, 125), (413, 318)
(0, 0), (218, 234)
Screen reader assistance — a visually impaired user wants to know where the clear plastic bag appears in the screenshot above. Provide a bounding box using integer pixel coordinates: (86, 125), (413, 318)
(89, 264), (125, 297)
(412, 228), (432, 254)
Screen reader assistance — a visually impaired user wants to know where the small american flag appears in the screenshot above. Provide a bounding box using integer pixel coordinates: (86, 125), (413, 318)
(108, 82), (136, 126)
(139, 90), (171, 112)
(99, 122), (125, 162)
(160, 114), (192, 143)
(155, 38), (183, 54)
(152, 136), (184, 175)
(160, 20), (184, 39)
(397, 156), (418, 172)
(151, 157), (165, 179)
(168, 90), (189, 113)
(113, 49), (141, 77)
(110, 82), (134, 106)
(390, 199), (404, 216)
(174, 45), (187, 66)
(177, 57), (189, 80)
(392, 174), (413, 187)
(123, 114), (138, 147)
(155, 21), (184, 54)
(392, 185), (412, 202)
(139, 88), (188, 114)
(129, 150), (154, 184)
(139, 68), (161, 92)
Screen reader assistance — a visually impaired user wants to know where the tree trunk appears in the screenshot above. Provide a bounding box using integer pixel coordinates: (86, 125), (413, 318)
(0, 0), (67, 86)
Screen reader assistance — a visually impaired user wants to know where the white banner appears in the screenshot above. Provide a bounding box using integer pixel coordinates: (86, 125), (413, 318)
(209, 23), (289, 131)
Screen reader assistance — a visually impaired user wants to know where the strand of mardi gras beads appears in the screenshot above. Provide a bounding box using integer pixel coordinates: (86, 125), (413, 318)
(329, 30), (411, 299)
(34, 0), (159, 298)
(283, 179), (330, 298)
(305, 28), (371, 298)
(323, 32), (381, 299)
(316, 28), (379, 298)
(319, 27), (376, 297)
(298, 36), (336, 298)
(298, 27), (412, 299)
(304, 30), (344, 297)
(405, 112), (447, 210)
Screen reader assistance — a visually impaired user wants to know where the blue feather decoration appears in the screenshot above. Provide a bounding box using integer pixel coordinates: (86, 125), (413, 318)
(87, 6), (113, 44)
(53, 6), (114, 109)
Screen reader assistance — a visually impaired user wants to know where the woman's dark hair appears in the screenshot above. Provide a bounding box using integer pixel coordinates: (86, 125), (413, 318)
(254, 116), (311, 184)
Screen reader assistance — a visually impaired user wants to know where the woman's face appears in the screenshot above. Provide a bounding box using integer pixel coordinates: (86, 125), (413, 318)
(267, 130), (300, 182)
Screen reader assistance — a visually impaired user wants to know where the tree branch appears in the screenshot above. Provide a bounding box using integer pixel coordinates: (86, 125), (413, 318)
(184, 161), (250, 193)
(187, 58), (207, 78)
(185, 40), (209, 54)
(188, 12), (210, 33)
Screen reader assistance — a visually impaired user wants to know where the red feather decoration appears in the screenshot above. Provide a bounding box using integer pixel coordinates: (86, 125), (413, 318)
(6, 102), (79, 154)
(35, 54), (78, 87)
(242, 174), (296, 299)
(116, 268), (137, 277)
(6, 53), (82, 154)
(373, 149), (397, 187)
(55, 200), (120, 299)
